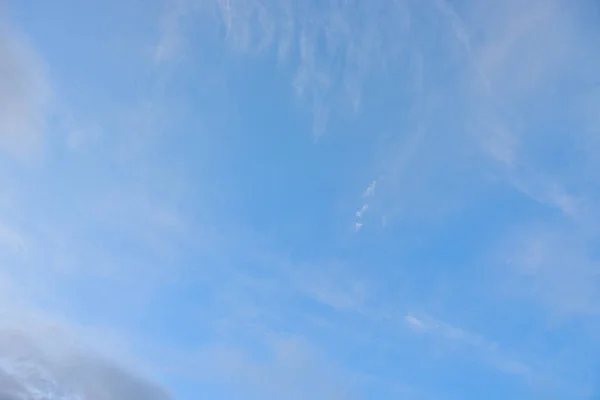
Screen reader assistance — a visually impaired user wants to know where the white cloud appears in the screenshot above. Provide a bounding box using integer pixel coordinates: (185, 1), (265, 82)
(355, 204), (368, 218)
(353, 180), (379, 230)
(363, 180), (376, 198)
(0, 25), (50, 158)
(405, 314), (427, 330)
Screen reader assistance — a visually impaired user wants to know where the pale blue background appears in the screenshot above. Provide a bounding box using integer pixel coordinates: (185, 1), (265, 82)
(1, 0), (600, 399)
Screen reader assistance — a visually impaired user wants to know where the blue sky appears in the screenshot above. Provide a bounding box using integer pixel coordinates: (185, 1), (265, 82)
(1, 0), (600, 398)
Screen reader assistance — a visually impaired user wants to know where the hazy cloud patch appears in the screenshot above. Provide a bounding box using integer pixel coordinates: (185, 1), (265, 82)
(0, 329), (170, 400)
(0, 25), (50, 158)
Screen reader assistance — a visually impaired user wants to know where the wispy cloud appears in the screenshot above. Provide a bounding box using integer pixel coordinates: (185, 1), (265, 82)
(3, 0), (600, 398)
(0, 24), (50, 158)
(0, 222), (26, 254)
(405, 314), (427, 330)
(165, 0), (413, 137)
(289, 261), (368, 312)
(433, 0), (472, 53)
(448, 0), (600, 322)
(363, 180), (376, 198)
(405, 313), (537, 380)
(492, 224), (600, 318)
(404, 311), (593, 396)
(154, 0), (196, 64)
(405, 314), (499, 352)
(187, 335), (351, 400)
(450, 0), (600, 219)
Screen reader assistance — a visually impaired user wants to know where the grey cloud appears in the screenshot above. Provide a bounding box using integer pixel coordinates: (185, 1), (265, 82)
(0, 330), (170, 400)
